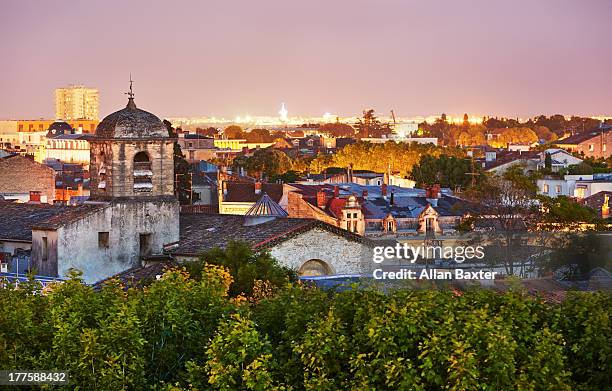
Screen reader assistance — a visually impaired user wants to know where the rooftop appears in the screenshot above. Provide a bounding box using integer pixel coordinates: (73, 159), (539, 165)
(95, 97), (169, 140)
(0, 201), (102, 241)
(555, 126), (612, 145)
(172, 213), (370, 256)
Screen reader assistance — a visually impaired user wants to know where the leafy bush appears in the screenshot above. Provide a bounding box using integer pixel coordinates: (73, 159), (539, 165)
(0, 270), (609, 390)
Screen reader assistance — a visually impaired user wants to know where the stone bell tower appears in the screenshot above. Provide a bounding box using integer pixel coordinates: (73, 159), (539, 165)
(90, 83), (174, 200)
(84, 83), (179, 272)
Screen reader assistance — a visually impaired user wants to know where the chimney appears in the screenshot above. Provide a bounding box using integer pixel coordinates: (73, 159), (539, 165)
(382, 183), (388, 198)
(426, 184), (440, 207)
(333, 186), (339, 198)
(347, 164), (353, 183)
(390, 192), (394, 205)
(432, 184), (440, 198)
(362, 189), (368, 199)
(255, 181), (262, 195)
(316, 189), (327, 208)
(29, 191), (41, 203)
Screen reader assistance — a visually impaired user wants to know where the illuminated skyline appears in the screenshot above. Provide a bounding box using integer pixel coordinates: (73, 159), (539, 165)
(1, 0), (611, 119)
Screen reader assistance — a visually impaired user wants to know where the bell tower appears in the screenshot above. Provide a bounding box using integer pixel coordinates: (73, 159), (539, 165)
(90, 82), (175, 200)
(84, 84), (179, 274)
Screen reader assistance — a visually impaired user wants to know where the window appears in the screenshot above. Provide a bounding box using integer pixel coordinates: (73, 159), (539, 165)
(604, 144), (607, 152)
(555, 185), (562, 194)
(543, 184), (549, 194)
(133, 152), (153, 192)
(98, 232), (109, 248)
(425, 218), (434, 233)
(589, 144), (594, 152)
(42, 237), (48, 262)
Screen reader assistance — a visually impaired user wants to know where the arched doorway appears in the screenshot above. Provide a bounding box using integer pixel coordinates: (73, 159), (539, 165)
(299, 259), (333, 277)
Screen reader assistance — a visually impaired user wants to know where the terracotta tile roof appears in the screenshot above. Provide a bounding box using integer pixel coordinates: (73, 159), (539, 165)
(171, 213), (372, 256)
(492, 278), (570, 303)
(31, 204), (106, 230)
(0, 201), (103, 241)
(555, 127), (611, 145)
(225, 182), (283, 203)
(481, 150), (540, 170)
(580, 191), (612, 215)
(92, 260), (177, 290)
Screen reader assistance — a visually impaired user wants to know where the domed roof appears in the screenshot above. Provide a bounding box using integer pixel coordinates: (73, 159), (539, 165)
(95, 98), (169, 139)
(47, 121), (73, 138)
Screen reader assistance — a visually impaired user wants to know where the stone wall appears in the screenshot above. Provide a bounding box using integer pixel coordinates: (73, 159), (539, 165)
(269, 227), (372, 275)
(90, 139), (174, 199)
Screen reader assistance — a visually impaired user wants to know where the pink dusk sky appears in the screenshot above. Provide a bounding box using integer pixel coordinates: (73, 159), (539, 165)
(1, 0), (611, 119)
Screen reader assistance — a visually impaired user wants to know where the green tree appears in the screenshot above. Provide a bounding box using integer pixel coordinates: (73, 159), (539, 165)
(245, 128), (273, 143)
(354, 109), (392, 138)
(544, 152), (552, 170)
(410, 154), (482, 190)
(567, 162), (594, 175)
(232, 149), (293, 179)
(164, 120), (194, 205)
(318, 122), (355, 137)
(186, 241), (297, 297)
(224, 125), (245, 139)
(189, 313), (276, 390)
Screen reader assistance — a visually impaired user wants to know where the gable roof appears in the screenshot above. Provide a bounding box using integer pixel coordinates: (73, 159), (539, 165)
(0, 201), (102, 242)
(481, 150), (540, 170)
(171, 213), (372, 256)
(555, 127), (611, 145)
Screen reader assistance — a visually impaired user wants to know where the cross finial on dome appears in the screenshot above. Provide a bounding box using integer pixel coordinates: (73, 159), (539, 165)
(125, 74), (136, 109)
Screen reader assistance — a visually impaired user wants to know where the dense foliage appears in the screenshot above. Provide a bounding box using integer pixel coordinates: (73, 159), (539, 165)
(185, 241), (297, 297)
(0, 268), (609, 390)
(165, 120), (196, 205)
(232, 149), (293, 178)
(310, 141), (464, 177)
(410, 154), (484, 189)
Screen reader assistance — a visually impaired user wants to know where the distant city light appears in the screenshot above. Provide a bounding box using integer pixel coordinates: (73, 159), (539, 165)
(278, 103), (288, 122)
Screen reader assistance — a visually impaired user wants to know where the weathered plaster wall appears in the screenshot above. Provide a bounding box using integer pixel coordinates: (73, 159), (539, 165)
(55, 199), (179, 284)
(31, 230), (59, 277)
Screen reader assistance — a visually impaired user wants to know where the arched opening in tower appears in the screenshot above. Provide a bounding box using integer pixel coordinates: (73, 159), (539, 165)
(133, 151), (153, 192)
